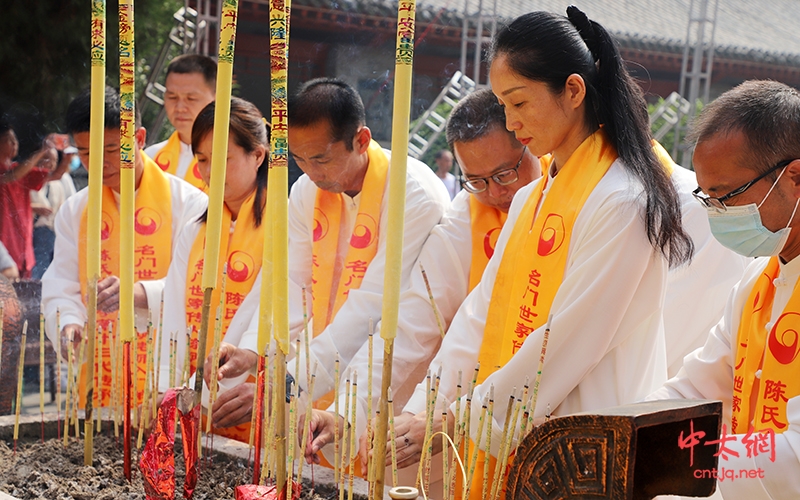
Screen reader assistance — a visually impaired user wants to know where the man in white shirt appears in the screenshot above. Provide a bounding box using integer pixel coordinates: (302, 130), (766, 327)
(649, 80), (800, 499)
(144, 54), (215, 189)
(41, 87), (206, 405)
(301, 88), (542, 460)
(434, 149), (459, 200)
(207, 78), (449, 434)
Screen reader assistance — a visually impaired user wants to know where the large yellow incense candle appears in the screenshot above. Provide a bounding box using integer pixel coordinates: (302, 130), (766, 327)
(268, 0), (291, 493)
(194, 0), (240, 412)
(85, 0), (107, 466)
(118, 0), (135, 346)
(373, 0), (416, 496)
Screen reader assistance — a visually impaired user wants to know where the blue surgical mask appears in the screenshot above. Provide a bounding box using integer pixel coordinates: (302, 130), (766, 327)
(706, 168), (799, 257)
(69, 155), (82, 172)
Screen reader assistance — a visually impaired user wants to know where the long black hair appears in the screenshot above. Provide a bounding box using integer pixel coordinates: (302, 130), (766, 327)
(192, 97), (270, 227)
(491, 7), (693, 266)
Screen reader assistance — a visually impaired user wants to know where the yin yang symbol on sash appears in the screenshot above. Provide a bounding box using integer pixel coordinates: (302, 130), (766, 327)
(537, 213), (565, 256)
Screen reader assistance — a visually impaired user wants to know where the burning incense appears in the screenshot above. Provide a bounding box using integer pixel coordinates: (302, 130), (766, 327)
(13, 320), (29, 451)
(372, 0), (418, 495)
(419, 264), (445, 338)
(153, 291), (164, 421)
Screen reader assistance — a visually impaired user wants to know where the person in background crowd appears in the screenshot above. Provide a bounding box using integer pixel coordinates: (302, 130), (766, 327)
(434, 149), (459, 199)
(144, 54), (216, 190)
(0, 118), (57, 278)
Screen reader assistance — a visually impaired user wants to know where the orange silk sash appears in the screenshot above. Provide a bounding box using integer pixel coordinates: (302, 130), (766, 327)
(185, 190), (265, 374)
(78, 154), (173, 407)
(152, 131), (206, 190)
(733, 257), (800, 434)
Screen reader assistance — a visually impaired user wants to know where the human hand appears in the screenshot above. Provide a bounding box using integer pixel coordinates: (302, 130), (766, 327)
(95, 275), (120, 314)
(133, 282), (148, 309)
(60, 323), (84, 358)
(204, 343), (258, 386)
(1, 263), (19, 281)
(301, 409), (344, 464)
(211, 382), (256, 428)
(389, 411), (447, 470)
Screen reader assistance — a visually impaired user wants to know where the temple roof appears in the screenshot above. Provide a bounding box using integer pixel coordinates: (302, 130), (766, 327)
(291, 0), (800, 67)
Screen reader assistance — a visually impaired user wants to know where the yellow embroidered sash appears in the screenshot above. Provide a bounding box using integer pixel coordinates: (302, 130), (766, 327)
(476, 130), (617, 385)
(152, 131), (206, 190)
(78, 155), (173, 407)
(733, 257), (800, 434)
(463, 131), (617, 500)
(468, 197), (507, 292)
(311, 140), (388, 337)
(185, 191), (265, 374)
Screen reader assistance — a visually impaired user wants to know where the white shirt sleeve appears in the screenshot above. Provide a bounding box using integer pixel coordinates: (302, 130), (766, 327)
(406, 162), (670, 459)
(290, 157), (450, 400)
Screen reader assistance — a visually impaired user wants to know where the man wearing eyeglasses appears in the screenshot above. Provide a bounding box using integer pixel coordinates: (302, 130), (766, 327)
(649, 80), (800, 500)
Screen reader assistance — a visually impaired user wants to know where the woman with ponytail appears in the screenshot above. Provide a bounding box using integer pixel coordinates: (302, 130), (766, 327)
(390, 7), (700, 497)
(157, 97), (269, 442)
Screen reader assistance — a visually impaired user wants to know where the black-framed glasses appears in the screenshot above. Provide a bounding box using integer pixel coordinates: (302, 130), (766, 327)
(461, 146), (527, 194)
(692, 159), (795, 212)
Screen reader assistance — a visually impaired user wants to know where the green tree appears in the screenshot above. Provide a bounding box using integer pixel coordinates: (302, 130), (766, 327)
(0, 0), (181, 142)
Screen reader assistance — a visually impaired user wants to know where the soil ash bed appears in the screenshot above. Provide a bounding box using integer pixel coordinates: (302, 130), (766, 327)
(0, 434), (354, 500)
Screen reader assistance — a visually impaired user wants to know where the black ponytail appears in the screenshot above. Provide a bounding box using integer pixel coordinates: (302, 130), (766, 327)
(491, 7), (693, 267)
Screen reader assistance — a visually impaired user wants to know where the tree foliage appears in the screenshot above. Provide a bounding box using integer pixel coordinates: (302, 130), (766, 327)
(0, 0), (181, 152)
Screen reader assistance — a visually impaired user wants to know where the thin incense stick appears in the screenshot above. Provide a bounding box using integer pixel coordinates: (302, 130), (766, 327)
(301, 284), (310, 383)
(75, 333), (87, 440)
(419, 264), (445, 338)
(448, 371), (463, 500)
(64, 329), (74, 446)
(13, 320), (29, 452)
(423, 367), (442, 492)
(169, 330), (177, 388)
(442, 403), (449, 500)
(287, 386), (297, 480)
(529, 316), (552, 425)
(416, 371), (432, 490)
(339, 375), (352, 500)
(366, 327), (374, 494)
(39, 313), (45, 441)
(111, 324), (119, 438)
(387, 388), (398, 488)
(0, 303), (4, 375)
(464, 393), (489, 499)
(207, 307), (223, 436)
(153, 290), (164, 421)
(481, 387), (495, 500)
(347, 372), (358, 500)
(56, 309), (63, 442)
(493, 396), (523, 500)
(297, 362), (317, 489)
(334, 354), (341, 490)
(490, 390), (515, 500)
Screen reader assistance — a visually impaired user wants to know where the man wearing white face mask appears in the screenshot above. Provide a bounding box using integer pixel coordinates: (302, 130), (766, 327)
(648, 80), (800, 500)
